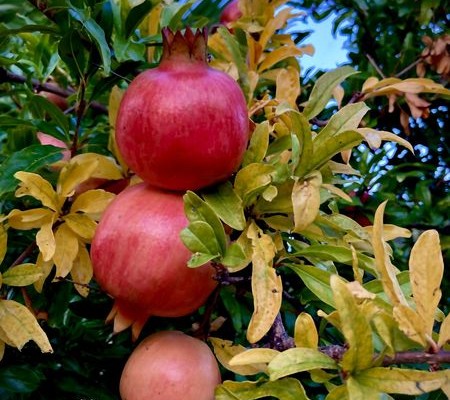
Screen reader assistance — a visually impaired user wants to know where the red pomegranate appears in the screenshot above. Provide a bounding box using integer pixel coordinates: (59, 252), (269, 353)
(90, 183), (217, 339)
(119, 331), (221, 400)
(220, 0), (242, 27)
(115, 28), (249, 191)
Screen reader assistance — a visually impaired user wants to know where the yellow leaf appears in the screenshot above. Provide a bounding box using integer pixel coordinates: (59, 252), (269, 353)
(393, 304), (428, 347)
(71, 245), (92, 297)
(409, 230), (443, 339)
(53, 223), (79, 278)
(70, 189), (115, 221)
(358, 128), (414, 154)
(0, 299), (52, 353)
(36, 212), (57, 262)
(63, 213), (97, 242)
(330, 275), (373, 372)
(354, 367), (449, 395)
(332, 84), (345, 108)
(57, 156), (99, 198)
(347, 376), (382, 400)
(292, 171), (322, 232)
(294, 312), (318, 348)
(34, 252), (54, 293)
(321, 183), (352, 203)
(14, 171), (60, 212)
(0, 223), (6, 265)
(361, 76), (380, 93)
(8, 208), (54, 230)
(362, 77), (450, 98)
(246, 222), (283, 344)
(230, 348), (279, 366)
(438, 313), (450, 348)
(2, 263), (42, 287)
(276, 67), (300, 108)
(372, 202), (408, 306)
(258, 45), (304, 72)
(209, 337), (267, 375)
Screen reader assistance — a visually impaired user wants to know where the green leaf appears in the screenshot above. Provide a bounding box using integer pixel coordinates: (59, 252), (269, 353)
(180, 221), (221, 258)
(203, 182), (246, 231)
(0, 24), (59, 37)
(330, 275), (374, 372)
(289, 111), (314, 178)
(69, 3), (111, 75)
(160, 0), (195, 30)
(29, 95), (70, 135)
(222, 241), (250, 269)
(288, 264), (335, 307)
(268, 348), (337, 380)
(346, 377), (381, 400)
(216, 378), (309, 400)
(0, 365), (45, 394)
(125, 0), (155, 37)
(0, 145), (63, 197)
(302, 66), (358, 120)
(183, 191), (227, 254)
(2, 264), (42, 287)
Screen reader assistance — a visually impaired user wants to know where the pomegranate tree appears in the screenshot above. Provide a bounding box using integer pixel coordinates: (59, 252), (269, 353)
(120, 331), (221, 400)
(115, 27), (249, 191)
(90, 183), (217, 339)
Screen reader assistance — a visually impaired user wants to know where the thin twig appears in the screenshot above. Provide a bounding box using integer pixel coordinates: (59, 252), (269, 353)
(365, 53), (386, 78)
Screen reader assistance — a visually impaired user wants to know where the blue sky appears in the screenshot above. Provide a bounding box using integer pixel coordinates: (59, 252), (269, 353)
(295, 14), (350, 76)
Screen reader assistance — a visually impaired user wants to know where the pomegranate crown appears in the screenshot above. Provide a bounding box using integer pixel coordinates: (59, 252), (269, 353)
(161, 27), (208, 63)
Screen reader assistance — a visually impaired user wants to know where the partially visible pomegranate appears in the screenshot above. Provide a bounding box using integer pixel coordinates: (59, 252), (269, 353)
(120, 331), (221, 400)
(39, 91), (68, 110)
(115, 28), (249, 191)
(90, 183), (217, 339)
(37, 132), (71, 162)
(220, 0), (242, 27)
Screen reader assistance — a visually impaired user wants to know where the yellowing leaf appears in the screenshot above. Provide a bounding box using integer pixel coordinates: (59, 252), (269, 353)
(108, 86), (128, 170)
(294, 312), (318, 348)
(234, 163), (274, 205)
(63, 213), (97, 242)
(53, 223), (79, 278)
(363, 77), (450, 98)
(0, 299), (52, 353)
(70, 189), (115, 221)
(57, 156), (99, 198)
(268, 347), (337, 380)
(372, 201), (408, 306)
(292, 171), (322, 232)
(358, 128), (414, 154)
(0, 223), (6, 265)
(258, 7), (294, 50)
(258, 45), (303, 72)
(276, 67), (300, 108)
(330, 275), (373, 372)
(346, 377), (382, 400)
(36, 212), (57, 262)
(393, 304), (428, 347)
(34, 252), (54, 293)
(216, 378), (309, 400)
(246, 222), (283, 344)
(2, 263), (42, 287)
(71, 245), (93, 297)
(14, 171), (60, 212)
(73, 153), (123, 181)
(8, 208), (54, 230)
(0, 340), (4, 361)
(361, 76), (380, 93)
(409, 230), (443, 339)
(209, 337), (267, 375)
(354, 367), (449, 395)
(230, 348), (279, 367)
(438, 313), (450, 348)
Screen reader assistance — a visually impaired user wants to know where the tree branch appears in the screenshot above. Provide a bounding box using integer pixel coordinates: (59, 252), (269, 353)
(0, 68), (107, 114)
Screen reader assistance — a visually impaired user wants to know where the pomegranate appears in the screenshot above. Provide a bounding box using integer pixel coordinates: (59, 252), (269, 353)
(90, 183), (217, 339)
(37, 132), (71, 162)
(120, 331), (221, 400)
(220, 0), (242, 27)
(115, 27), (249, 191)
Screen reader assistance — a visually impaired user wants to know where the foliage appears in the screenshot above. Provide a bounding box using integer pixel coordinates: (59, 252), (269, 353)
(0, 0), (449, 399)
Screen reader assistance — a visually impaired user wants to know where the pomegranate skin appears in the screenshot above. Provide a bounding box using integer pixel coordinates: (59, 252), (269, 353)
(120, 331), (221, 400)
(220, 0), (242, 27)
(90, 183), (217, 337)
(115, 29), (249, 191)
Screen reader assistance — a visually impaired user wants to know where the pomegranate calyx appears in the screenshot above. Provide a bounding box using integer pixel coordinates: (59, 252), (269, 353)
(161, 27), (208, 64)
